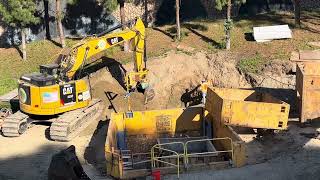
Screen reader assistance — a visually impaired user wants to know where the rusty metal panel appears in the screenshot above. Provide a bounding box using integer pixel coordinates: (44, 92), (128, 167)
(296, 63), (320, 123)
(206, 87), (290, 130)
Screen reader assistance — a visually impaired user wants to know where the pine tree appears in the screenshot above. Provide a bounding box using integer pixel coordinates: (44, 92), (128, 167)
(0, 0), (39, 60)
(215, 0), (245, 50)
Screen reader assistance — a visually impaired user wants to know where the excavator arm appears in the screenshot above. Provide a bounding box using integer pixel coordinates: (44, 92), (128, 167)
(59, 18), (147, 92)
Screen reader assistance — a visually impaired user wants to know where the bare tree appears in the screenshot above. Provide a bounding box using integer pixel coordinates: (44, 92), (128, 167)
(21, 28), (27, 60)
(226, 0), (231, 50)
(176, 0), (181, 40)
(119, 0), (130, 52)
(293, 0), (301, 28)
(56, 0), (66, 47)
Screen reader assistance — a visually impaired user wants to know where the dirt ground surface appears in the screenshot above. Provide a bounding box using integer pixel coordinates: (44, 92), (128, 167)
(1, 50), (320, 180)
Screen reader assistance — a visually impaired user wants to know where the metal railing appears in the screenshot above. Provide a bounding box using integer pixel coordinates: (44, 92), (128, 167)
(151, 142), (184, 178)
(107, 137), (234, 178)
(184, 137), (233, 165)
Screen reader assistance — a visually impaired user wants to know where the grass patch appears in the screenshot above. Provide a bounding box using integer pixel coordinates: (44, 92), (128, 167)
(165, 27), (190, 41)
(0, 78), (17, 96)
(0, 102), (11, 109)
(0, 40), (65, 95)
(273, 50), (290, 60)
(207, 41), (226, 51)
(237, 53), (267, 74)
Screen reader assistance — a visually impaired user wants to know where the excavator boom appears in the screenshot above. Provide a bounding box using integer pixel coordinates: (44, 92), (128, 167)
(60, 18), (146, 85)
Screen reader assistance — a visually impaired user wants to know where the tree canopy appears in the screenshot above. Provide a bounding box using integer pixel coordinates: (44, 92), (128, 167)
(215, 0), (246, 10)
(0, 0), (39, 28)
(68, 0), (118, 13)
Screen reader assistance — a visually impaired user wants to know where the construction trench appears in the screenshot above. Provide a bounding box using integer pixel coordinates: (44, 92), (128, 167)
(1, 50), (320, 179)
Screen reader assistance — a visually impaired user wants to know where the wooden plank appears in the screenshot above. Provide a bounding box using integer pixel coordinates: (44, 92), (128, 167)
(291, 59), (320, 62)
(308, 42), (320, 48)
(290, 50), (320, 62)
(299, 50), (320, 60)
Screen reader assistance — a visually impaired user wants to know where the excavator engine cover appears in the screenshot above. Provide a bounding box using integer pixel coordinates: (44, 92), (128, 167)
(20, 73), (56, 87)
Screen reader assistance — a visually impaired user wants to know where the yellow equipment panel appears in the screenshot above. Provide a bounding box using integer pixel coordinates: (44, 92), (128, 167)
(19, 79), (90, 115)
(206, 87), (290, 130)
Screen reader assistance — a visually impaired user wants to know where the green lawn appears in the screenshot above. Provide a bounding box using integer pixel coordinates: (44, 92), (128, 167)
(0, 40), (63, 95)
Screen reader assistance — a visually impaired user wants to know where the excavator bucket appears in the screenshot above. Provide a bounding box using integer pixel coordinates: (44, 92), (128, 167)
(48, 145), (90, 180)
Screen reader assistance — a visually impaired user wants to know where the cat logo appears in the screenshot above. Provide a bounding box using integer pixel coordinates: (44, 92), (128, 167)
(107, 37), (124, 45)
(63, 86), (73, 95)
(60, 83), (76, 105)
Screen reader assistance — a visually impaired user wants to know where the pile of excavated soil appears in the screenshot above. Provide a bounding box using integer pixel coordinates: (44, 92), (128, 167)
(89, 50), (296, 117)
(89, 50), (251, 117)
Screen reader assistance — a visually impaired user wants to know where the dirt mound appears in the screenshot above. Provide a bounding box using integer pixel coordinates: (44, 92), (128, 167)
(145, 51), (251, 108)
(89, 50), (250, 116)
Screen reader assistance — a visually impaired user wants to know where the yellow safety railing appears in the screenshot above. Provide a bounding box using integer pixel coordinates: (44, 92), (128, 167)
(151, 142), (184, 178)
(184, 137), (233, 165)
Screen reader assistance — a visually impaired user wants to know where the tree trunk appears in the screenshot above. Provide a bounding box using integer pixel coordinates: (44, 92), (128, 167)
(294, 0), (301, 28)
(56, 0), (66, 48)
(144, 0), (148, 26)
(21, 28), (27, 61)
(120, 1), (129, 52)
(176, 0), (180, 40)
(44, 0), (51, 40)
(226, 0), (231, 50)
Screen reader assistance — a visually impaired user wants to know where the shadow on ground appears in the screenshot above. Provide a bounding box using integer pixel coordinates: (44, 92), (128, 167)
(84, 120), (109, 175)
(0, 144), (68, 180)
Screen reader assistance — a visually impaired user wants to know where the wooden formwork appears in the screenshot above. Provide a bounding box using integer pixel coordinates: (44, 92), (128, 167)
(296, 62), (320, 123)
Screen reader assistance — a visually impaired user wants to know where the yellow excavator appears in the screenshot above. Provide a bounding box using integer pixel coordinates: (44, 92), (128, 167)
(2, 18), (150, 141)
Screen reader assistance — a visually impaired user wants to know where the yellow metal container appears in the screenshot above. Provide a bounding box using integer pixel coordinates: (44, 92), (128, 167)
(105, 107), (246, 179)
(206, 87), (290, 130)
(296, 62), (320, 123)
